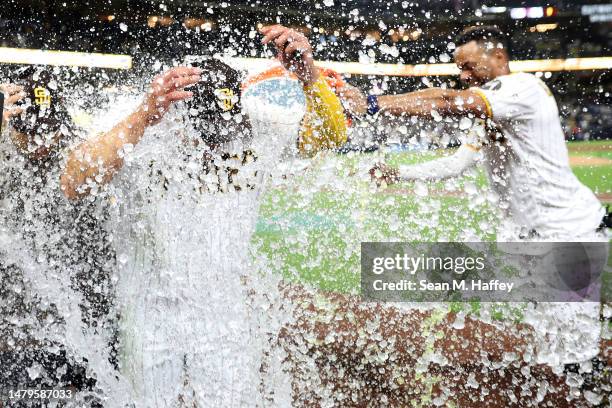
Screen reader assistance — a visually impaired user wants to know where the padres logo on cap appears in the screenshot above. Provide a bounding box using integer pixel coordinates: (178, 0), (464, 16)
(34, 87), (51, 106)
(214, 88), (235, 111)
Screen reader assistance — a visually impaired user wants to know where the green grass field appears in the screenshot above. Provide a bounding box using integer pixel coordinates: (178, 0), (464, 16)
(253, 140), (611, 294)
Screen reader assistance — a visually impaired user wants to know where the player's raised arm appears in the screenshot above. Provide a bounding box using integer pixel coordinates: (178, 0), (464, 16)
(341, 86), (491, 120)
(260, 24), (347, 156)
(260, 24), (319, 86)
(60, 67), (201, 200)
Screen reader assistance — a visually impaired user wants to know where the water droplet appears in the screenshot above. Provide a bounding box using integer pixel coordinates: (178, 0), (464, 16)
(414, 181), (428, 197)
(584, 391), (602, 405)
(431, 110), (442, 122)
(118, 253), (129, 264)
(27, 364), (41, 380)
(459, 117), (473, 130)
(466, 372), (479, 388)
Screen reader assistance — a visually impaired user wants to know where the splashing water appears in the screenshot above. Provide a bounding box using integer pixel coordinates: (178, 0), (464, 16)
(1, 7), (610, 403)
(83, 84), (307, 405)
(2, 77), (608, 406)
(0, 105), (132, 406)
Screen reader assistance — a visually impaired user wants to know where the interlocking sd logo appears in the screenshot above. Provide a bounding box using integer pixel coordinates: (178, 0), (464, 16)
(215, 88), (235, 111)
(34, 87), (51, 106)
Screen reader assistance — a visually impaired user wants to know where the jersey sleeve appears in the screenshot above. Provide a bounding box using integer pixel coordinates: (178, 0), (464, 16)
(398, 144), (480, 181)
(298, 76), (348, 157)
(472, 74), (538, 122)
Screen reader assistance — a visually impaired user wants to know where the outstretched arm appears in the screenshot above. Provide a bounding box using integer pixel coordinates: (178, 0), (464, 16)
(342, 85), (491, 120)
(397, 144), (480, 181)
(370, 144), (481, 185)
(60, 67), (201, 200)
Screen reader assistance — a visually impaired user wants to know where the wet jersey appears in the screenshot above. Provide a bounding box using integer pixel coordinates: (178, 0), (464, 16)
(105, 77), (347, 406)
(472, 73), (604, 239)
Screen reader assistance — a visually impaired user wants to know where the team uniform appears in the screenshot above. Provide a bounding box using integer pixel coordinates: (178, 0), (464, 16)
(106, 72), (346, 407)
(398, 72), (607, 366)
(472, 72), (604, 239)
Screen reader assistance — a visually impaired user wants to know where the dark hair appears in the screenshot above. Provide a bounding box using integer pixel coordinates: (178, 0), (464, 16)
(184, 57), (251, 146)
(456, 26), (511, 58)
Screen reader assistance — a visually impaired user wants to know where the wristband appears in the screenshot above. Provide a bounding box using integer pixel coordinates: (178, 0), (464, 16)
(366, 94), (380, 116)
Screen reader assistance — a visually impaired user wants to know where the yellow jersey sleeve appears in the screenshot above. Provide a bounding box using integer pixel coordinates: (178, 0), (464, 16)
(298, 76), (348, 157)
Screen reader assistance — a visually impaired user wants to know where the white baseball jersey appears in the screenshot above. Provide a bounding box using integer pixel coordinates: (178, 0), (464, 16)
(102, 94), (301, 406)
(473, 72), (604, 239)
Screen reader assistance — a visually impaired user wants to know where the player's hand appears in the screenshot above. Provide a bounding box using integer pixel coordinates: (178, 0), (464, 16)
(370, 163), (400, 186)
(0, 83), (26, 129)
(139, 67), (201, 126)
(260, 25), (319, 86)
(338, 83), (367, 116)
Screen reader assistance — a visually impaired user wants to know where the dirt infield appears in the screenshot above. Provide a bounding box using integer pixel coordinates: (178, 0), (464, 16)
(568, 142), (612, 153)
(568, 156), (612, 166)
(597, 193), (612, 202)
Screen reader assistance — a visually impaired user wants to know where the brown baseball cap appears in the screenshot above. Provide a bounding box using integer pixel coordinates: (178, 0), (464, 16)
(184, 57), (251, 145)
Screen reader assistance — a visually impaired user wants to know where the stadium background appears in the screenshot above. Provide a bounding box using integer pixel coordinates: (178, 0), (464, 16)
(0, 0), (610, 294)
